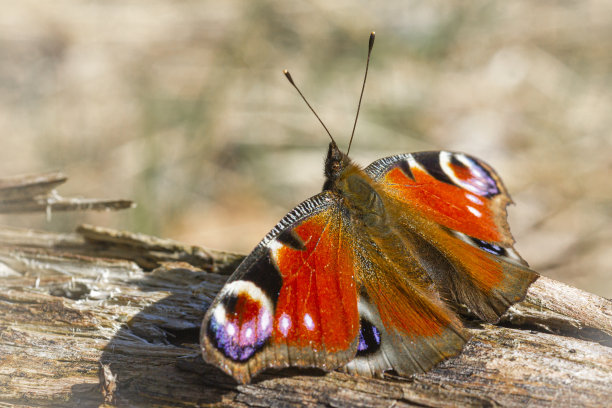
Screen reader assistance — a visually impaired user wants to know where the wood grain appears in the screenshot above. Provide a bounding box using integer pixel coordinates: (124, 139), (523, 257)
(0, 225), (610, 407)
(0, 172), (133, 214)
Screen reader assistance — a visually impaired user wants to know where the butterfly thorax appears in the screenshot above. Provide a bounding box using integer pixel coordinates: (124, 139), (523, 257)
(323, 142), (388, 229)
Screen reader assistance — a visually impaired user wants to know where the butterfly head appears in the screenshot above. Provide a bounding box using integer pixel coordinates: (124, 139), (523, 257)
(323, 141), (352, 188)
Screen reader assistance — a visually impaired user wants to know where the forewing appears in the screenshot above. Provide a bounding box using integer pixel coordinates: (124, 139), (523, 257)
(366, 151), (514, 246)
(201, 192), (360, 383)
(366, 151), (538, 322)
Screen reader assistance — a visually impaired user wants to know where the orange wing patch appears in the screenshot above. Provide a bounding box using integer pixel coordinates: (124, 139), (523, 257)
(354, 231), (461, 339)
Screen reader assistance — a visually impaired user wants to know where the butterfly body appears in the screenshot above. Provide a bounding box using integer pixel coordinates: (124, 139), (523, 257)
(200, 141), (538, 384)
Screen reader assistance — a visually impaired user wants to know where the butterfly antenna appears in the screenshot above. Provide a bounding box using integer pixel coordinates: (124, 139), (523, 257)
(347, 31), (375, 156)
(283, 69), (337, 145)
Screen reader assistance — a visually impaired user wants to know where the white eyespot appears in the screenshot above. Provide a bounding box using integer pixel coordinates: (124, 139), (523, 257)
(440, 152), (493, 196)
(244, 327), (253, 341)
(219, 280), (274, 315)
(467, 206), (482, 218)
(268, 240), (283, 259)
(226, 322), (236, 337)
(259, 312), (270, 332)
(465, 193), (484, 205)
(279, 313), (292, 337)
(303, 313), (315, 331)
(213, 304), (227, 325)
(407, 154), (426, 173)
(439, 151), (452, 167)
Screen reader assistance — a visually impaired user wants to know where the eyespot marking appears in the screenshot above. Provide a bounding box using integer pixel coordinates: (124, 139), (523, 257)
(279, 313), (292, 337)
(467, 205), (482, 218)
(206, 280), (274, 362)
(471, 237), (507, 256)
(304, 313), (315, 331)
(439, 152), (500, 197)
(465, 192), (484, 205)
(356, 318), (382, 356)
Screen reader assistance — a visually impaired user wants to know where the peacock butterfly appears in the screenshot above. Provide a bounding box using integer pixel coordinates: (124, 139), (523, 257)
(200, 32), (538, 384)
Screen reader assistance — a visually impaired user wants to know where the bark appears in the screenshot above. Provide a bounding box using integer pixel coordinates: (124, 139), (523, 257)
(0, 172), (133, 214)
(0, 224), (610, 407)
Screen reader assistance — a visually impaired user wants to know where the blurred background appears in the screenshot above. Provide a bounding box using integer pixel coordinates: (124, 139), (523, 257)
(0, 1), (610, 296)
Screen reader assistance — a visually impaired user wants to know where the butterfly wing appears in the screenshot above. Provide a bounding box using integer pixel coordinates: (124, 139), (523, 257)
(344, 226), (469, 377)
(366, 151), (515, 246)
(365, 151), (538, 322)
(201, 187), (472, 383)
(201, 192), (361, 384)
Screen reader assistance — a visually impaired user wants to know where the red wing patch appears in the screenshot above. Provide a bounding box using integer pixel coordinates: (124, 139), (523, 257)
(270, 210), (359, 352)
(201, 192), (361, 383)
(373, 152), (512, 245)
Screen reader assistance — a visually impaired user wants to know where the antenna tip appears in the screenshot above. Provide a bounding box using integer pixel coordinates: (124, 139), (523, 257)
(369, 32), (375, 49)
(283, 69), (295, 85)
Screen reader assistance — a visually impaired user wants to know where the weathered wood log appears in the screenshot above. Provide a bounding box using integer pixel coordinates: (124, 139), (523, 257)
(0, 225), (610, 407)
(0, 172), (134, 214)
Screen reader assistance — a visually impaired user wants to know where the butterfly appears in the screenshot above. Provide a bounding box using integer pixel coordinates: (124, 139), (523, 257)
(200, 33), (538, 384)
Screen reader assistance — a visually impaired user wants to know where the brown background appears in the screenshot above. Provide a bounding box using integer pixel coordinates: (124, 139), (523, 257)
(1, 1), (610, 296)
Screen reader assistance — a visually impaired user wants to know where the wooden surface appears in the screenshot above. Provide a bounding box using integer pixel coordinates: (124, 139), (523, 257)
(0, 224), (611, 407)
(0, 172), (133, 214)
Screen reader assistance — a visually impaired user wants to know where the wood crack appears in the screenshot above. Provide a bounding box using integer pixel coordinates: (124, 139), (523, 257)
(0, 224), (611, 407)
